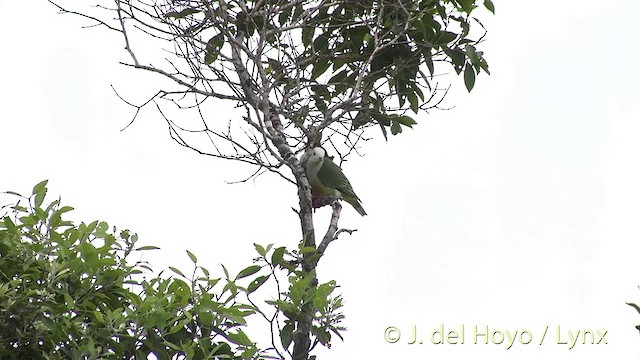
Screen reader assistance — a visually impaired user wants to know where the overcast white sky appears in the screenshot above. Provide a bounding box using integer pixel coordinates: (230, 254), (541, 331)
(2, 1), (640, 359)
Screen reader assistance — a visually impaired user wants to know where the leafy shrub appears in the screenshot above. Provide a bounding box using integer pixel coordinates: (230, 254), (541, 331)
(0, 181), (257, 359)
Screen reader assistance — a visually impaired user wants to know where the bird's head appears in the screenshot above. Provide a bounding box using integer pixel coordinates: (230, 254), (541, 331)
(311, 147), (326, 159)
(305, 147), (325, 169)
(300, 146), (322, 162)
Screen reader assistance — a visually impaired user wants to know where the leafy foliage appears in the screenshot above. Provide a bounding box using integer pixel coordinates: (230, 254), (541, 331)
(51, 0), (494, 168)
(0, 181), (345, 359)
(0, 181), (258, 359)
(158, 0), (492, 141)
(254, 243), (346, 351)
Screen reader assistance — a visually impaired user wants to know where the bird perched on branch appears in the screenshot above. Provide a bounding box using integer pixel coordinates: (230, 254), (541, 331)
(304, 147), (367, 216)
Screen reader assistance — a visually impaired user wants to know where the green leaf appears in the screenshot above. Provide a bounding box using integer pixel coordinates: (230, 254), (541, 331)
(435, 31), (457, 45)
(57, 205), (74, 215)
(391, 121), (402, 135)
(186, 250), (198, 263)
(198, 307), (214, 327)
(313, 294), (329, 309)
(328, 70), (348, 85)
(465, 44), (479, 65)
(412, 84), (425, 101)
(50, 206), (74, 228)
(424, 53), (434, 76)
(311, 60), (331, 80)
(254, 243), (266, 257)
(242, 347), (258, 360)
(484, 0), (496, 14)
(375, 119), (389, 141)
(94, 310), (105, 323)
(313, 33), (329, 53)
(299, 246), (316, 255)
(371, 112), (390, 126)
(292, 2), (304, 21)
(96, 221), (108, 233)
(200, 266), (210, 278)
(316, 329), (331, 346)
(221, 264), (230, 279)
(456, 0), (475, 13)
(35, 207), (46, 221)
(478, 57), (491, 75)
(281, 323), (294, 349)
(314, 95), (327, 113)
(33, 180), (48, 207)
(204, 49), (218, 65)
(464, 62), (475, 92)
(311, 84), (330, 100)
(302, 26), (314, 47)
(444, 47), (466, 71)
(32, 180), (48, 196)
(168, 278), (191, 298)
(205, 34), (224, 65)
(395, 115), (417, 127)
(19, 215), (37, 226)
(278, 6), (292, 25)
(438, 2), (452, 20)
(271, 247), (285, 265)
(247, 275), (270, 293)
(407, 92), (419, 113)
(627, 302), (640, 315)
(236, 265), (261, 279)
(135, 245), (160, 251)
(169, 266), (186, 278)
(3, 216), (16, 229)
(63, 293), (75, 310)
(226, 330), (253, 346)
(166, 8), (200, 19)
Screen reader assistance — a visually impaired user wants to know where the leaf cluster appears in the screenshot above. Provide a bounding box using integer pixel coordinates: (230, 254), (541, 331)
(77, 0), (496, 170)
(168, 0), (493, 139)
(0, 181), (259, 359)
(253, 243), (345, 353)
(0, 181), (346, 359)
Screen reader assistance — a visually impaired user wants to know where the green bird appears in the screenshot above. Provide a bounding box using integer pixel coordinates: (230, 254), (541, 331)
(304, 147), (367, 216)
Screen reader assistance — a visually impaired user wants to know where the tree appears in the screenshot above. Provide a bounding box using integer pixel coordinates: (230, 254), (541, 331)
(46, 0), (494, 359)
(0, 181), (260, 359)
(2, 181), (344, 359)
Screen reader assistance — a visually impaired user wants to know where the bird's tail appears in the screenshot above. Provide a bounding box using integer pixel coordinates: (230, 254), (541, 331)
(345, 197), (367, 216)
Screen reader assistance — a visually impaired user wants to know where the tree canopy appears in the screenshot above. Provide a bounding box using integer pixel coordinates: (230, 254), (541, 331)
(43, 0), (495, 358)
(51, 0), (493, 174)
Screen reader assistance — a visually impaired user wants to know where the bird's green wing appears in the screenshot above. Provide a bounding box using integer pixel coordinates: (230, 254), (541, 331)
(317, 156), (360, 200)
